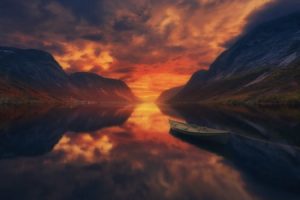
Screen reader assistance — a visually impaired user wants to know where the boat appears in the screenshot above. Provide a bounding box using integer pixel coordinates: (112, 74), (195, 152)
(169, 120), (230, 144)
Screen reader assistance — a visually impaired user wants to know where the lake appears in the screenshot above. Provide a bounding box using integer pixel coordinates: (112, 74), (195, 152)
(0, 103), (299, 200)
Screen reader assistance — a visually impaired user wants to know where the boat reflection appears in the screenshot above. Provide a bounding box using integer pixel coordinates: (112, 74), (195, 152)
(160, 104), (300, 146)
(0, 103), (299, 200)
(162, 104), (300, 195)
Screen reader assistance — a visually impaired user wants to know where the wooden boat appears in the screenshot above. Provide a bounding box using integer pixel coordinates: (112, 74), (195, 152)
(169, 120), (230, 144)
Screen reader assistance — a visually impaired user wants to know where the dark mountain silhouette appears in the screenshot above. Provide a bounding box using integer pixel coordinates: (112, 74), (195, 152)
(0, 47), (70, 97)
(70, 72), (137, 102)
(156, 86), (182, 103)
(0, 47), (137, 104)
(161, 12), (300, 105)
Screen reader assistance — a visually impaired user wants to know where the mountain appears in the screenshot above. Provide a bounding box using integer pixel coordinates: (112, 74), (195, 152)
(0, 47), (137, 104)
(70, 72), (137, 102)
(165, 12), (300, 106)
(156, 86), (182, 103)
(0, 47), (70, 94)
(0, 47), (72, 103)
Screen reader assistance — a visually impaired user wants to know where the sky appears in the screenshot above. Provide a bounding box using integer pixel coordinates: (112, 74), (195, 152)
(0, 0), (300, 100)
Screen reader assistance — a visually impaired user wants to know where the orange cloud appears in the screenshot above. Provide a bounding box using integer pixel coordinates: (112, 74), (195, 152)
(0, 0), (273, 101)
(58, 0), (272, 101)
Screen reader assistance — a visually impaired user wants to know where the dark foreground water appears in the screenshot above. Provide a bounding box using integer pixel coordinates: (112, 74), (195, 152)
(0, 103), (299, 200)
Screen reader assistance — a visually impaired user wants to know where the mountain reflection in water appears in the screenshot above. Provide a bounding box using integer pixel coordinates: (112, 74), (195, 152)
(0, 103), (299, 200)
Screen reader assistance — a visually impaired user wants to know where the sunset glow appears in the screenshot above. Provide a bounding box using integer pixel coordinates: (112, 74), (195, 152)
(0, 0), (275, 100)
(1, 1), (300, 199)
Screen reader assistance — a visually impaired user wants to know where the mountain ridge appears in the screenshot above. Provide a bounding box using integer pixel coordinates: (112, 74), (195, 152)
(161, 12), (300, 106)
(0, 47), (137, 105)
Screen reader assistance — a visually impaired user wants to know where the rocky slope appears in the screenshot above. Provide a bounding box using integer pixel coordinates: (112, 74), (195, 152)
(163, 12), (300, 105)
(156, 86), (182, 103)
(0, 47), (137, 104)
(70, 72), (137, 102)
(0, 47), (70, 95)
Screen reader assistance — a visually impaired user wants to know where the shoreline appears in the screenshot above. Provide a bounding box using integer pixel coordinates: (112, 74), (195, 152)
(157, 100), (300, 108)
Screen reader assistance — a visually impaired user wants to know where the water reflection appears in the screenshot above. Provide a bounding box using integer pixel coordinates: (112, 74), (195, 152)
(162, 104), (300, 198)
(0, 103), (299, 200)
(0, 104), (133, 158)
(161, 104), (300, 146)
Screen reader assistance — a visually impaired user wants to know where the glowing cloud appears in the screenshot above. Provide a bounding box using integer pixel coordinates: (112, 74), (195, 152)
(0, 0), (288, 100)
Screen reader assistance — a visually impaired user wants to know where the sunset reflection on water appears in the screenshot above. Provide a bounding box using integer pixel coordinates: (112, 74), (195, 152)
(53, 103), (189, 163)
(0, 104), (300, 200)
(48, 103), (251, 200)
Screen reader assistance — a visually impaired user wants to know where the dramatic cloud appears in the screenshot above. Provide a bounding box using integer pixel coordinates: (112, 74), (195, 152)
(2, 0), (297, 100)
(245, 0), (300, 32)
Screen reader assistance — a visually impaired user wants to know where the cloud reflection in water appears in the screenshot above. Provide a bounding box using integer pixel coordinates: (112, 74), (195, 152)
(0, 103), (299, 200)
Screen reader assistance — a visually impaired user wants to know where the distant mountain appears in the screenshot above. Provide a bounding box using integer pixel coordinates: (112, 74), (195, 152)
(156, 86), (183, 103)
(70, 72), (137, 102)
(0, 47), (137, 104)
(164, 12), (300, 106)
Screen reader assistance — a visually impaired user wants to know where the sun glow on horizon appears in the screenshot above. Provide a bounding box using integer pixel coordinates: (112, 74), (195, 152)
(129, 72), (191, 101)
(41, 0), (272, 101)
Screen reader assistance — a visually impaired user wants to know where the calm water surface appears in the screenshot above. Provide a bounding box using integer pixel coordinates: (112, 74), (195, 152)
(0, 103), (299, 200)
